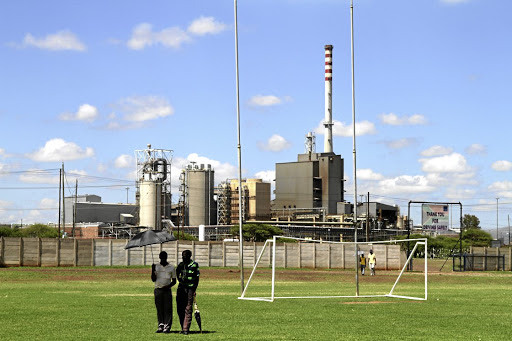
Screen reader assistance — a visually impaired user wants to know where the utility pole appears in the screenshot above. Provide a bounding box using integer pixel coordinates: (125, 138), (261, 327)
(126, 187), (129, 204)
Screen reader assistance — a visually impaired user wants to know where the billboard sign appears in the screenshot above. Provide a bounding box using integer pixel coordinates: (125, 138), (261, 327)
(422, 204), (449, 230)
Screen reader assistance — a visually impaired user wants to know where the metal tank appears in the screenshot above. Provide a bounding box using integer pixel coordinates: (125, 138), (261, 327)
(184, 163), (216, 226)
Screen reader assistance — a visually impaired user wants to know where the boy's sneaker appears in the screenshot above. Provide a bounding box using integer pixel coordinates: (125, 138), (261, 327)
(156, 324), (164, 333)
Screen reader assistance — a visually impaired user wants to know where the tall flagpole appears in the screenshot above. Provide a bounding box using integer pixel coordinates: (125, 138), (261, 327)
(351, 0), (359, 296)
(234, 0), (245, 294)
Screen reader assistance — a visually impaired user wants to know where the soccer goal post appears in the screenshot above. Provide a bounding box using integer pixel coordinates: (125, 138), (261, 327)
(239, 236), (427, 302)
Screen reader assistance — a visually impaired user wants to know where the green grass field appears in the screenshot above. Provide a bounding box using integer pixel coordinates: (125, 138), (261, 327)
(1, 262), (511, 340)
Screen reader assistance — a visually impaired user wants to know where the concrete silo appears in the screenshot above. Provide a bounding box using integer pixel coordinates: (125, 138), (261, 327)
(135, 144), (173, 230)
(184, 163), (216, 226)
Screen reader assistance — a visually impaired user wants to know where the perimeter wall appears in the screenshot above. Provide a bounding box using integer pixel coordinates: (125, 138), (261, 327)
(0, 237), (406, 269)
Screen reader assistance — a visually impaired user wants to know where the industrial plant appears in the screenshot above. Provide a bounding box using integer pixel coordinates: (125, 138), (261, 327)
(58, 44), (407, 241)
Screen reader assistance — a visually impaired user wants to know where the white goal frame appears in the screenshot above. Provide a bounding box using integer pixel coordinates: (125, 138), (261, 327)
(239, 236), (427, 302)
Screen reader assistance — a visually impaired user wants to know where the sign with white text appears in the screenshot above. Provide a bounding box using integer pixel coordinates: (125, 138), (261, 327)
(422, 204), (449, 230)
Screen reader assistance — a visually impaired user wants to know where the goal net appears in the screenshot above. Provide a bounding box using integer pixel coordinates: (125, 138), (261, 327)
(239, 236), (427, 302)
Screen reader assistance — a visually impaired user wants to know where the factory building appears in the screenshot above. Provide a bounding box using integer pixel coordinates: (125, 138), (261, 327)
(64, 195), (137, 225)
(216, 178), (271, 225)
(274, 45), (344, 216)
(182, 163), (216, 226)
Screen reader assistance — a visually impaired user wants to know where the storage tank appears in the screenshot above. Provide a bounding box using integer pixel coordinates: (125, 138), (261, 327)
(185, 164), (216, 226)
(139, 180), (162, 229)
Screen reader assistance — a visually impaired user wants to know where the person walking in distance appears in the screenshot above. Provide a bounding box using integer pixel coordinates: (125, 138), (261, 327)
(151, 251), (176, 333)
(176, 250), (200, 335)
(368, 249), (377, 276)
(360, 252), (366, 275)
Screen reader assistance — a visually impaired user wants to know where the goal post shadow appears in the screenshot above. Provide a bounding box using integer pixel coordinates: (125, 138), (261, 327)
(238, 236), (428, 302)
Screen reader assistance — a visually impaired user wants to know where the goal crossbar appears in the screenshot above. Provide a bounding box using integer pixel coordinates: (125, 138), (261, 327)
(239, 236), (428, 302)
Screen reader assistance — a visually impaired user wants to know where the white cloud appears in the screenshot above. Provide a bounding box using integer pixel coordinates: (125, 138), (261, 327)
(19, 170), (60, 184)
(60, 104), (99, 122)
(444, 188), (476, 200)
(115, 154), (135, 169)
(248, 95), (283, 107)
(27, 139), (94, 162)
(0, 148), (8, 158)
(377, 175), (436, 195)
(488, 181), (512, 198)
(421, 145), (453, 157)
(379, 113), (427, 126)
(127, 23), (191, 50)
(491, 160), (512, 172)
(357, 169), (384, 181)
(258, 134), (292, 152)
(23, 30), (86, 51)
(170, 154), (238, 192)
(18, 168), (87, 184)
(384, 138), (417, 149)
(127, 17), (227, 51)
(254, 170), (275, 183)
(117, 96), (174, 122)
(420, 153), (470, 173)
(314, 120), (376, 137)
(39, 198), (58, 210)
(465, 143), (486, 155)
(187, 16), (228, 36)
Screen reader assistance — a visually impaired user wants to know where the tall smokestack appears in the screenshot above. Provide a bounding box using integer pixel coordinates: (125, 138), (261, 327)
(324, 45), (334, 153)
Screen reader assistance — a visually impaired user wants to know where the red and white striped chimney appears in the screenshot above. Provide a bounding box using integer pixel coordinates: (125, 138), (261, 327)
(324, 45), (334, 153)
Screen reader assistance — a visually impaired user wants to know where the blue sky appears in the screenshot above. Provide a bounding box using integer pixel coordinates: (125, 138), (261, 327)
(0, 0), (511, 236)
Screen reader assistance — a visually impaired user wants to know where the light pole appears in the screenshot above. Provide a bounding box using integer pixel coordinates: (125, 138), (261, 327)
(350, 0), (359, 296)
(234, 0), (244, 295)
(126, 187), (129, 204)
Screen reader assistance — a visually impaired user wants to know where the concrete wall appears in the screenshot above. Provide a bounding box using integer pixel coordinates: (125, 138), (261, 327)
(0, 237), (405, 270)
(469, 246), (512, 271)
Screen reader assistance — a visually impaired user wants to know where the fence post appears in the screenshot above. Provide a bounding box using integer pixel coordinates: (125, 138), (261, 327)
(56, 238), (60, 267)
(208, 242), (211, 267)
(496, 247), (499, 271)
(19, 238), (23, 267)
(109, 239), (112, 266)
(125, 240), (129, 266)
(38, 238), (42, 267)
(222, 241), (226, 267)
(484, 247), (487, 271)
(298, 242), (301, 268)
(284, 243), (287, 268)
(73, 238), (78, 267)
(176, 240), (180, 266)
(385, 245), (389, 270)
(91, 239), (95, 266)
(0, 237), (4, 266)
(509, 247), (512, 271)
(327, 243), (331, 269)
(143, 246), (146, 265)
(341, 244), (345, 269)
(313, 243), (316, 269)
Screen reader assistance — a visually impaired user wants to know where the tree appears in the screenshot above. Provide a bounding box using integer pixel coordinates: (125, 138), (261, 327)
(462, 214), (481, 230)
(231, 224), (283, 242)
(462, 228), (492, 247)
(20, 224), (59, 238)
